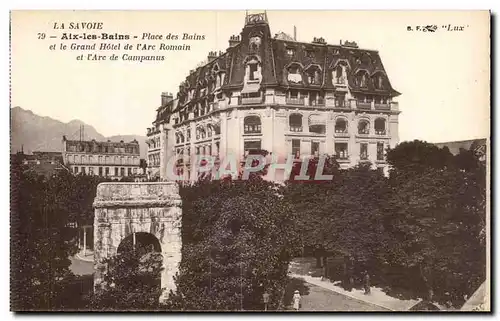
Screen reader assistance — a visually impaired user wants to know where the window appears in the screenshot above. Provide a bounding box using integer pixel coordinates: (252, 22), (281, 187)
(377, 142), (384, 160)
(105, 167), (109, 176)
(244, 140), (262, 156)
(286, 48), (295, 56)
(289, 114), (303, 132)
(121, 168), (125, 176)
(358, 120), (370, 135)
(216, 142), (220, 155)
(375, 118), (386, 135)
(287, 63), (302, 84)
(335, 143), (348, 159)
(360, 143), (368, 160)
(335, 118), (348, 133)
(115, 167), (118, 176)
(292, 139), (301, 158)
(374, 74), (385, 89)
(89, 167), (94, 175)
(74, 167), (78, 174)
(128, 168), (132, 176)
(335, 94), (346, 107)
(311, 142), (320, 157)
(244, 116), (261, 134)
(82, 167), (86, 175)
(99, 167), (103, 176)
(309, 92), (317, 105)
(133, 168), (137, 174)
(306, 67), (321, 85)
(249, 63), (258, 81)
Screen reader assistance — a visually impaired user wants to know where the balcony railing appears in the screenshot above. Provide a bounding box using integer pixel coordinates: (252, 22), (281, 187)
(357, 102), (372, 110)
(289, 126), (303, 132)
(334, 77), (347, 85)
(335, 153), (349, 161)
(375, 103), (390, 110)
(375, 130), (387, 135)
(239, 95), (264, 105)
(308, 98), (325, 106)
(286, 97), (305, 105)
(335, 100), (349, 108)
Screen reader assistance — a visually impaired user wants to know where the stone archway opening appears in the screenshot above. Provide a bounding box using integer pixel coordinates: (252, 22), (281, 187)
(117, 232), (163, 293)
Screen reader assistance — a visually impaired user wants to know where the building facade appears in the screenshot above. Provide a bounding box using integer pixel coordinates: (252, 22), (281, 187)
(62, 136), (141, 179)
(147, 12), (401, 181)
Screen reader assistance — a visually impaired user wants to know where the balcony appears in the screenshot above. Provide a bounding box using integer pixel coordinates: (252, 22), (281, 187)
(239, 95), (264, 105)
(289, 126), (303, 132)
(375, 103), (391, 110)
(334, 77), (347, 85)
(308, 98), (325, 107)
(286, 97), (305, 105)
(335, 154), (350, 163)
(357, 101), (372, 110)
(335, 100), (349, 108)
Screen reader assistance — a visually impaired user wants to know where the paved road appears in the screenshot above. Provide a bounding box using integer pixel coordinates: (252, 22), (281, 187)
(292, 282), (389, 311)
(69, 256), (94, 276)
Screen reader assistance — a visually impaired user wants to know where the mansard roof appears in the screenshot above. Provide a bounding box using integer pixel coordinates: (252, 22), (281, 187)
(172, 13), (400, 111)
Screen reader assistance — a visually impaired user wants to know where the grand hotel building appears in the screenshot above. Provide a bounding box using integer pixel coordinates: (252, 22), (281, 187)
(146, 12), (401, 180)
(62, 136), (141, 179)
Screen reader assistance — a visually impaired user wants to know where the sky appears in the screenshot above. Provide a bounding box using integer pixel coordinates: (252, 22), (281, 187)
(10, 10), (490, 143)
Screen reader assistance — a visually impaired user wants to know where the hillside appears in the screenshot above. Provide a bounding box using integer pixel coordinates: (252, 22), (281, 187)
(10, 107), (147, 158)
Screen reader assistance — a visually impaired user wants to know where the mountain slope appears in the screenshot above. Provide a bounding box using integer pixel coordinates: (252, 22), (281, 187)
(10, 107), (147, 158)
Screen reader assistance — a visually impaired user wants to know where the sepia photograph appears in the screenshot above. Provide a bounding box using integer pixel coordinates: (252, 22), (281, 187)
(9, 10), (490, 312)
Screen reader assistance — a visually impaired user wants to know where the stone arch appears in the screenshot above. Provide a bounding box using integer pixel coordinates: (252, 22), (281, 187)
(93, 182), (182, 303)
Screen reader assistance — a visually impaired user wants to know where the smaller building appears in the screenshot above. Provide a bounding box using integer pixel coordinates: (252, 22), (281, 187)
(11, 150), (67, 177)
(434, 138), (487, 162)
(62, 136), (141, 179)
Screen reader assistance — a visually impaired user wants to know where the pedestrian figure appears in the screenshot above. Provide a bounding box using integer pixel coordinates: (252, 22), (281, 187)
(262, 292), (269, 311)
(293, 290), (301, 311)
(363, 271), (371, 295)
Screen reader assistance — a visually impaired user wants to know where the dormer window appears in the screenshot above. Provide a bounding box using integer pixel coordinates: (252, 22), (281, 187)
(305, 65), (322, 85)
(249, 63), (258, 81)
(355, 71), (368, 88)
(287, 63), (303, 84)
(244, 56), (262, 83)
(373, 74), (385, 89)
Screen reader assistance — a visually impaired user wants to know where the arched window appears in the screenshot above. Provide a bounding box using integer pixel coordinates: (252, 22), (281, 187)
(358, 119), (370, 135)
(289, 114), (303, 132)
(244, 115), (261, 134)
(335, 118), (348, 133)
(374, 118), (386, 135)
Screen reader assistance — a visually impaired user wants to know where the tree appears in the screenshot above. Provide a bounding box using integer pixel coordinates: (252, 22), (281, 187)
(90, 250), (165, 311)
(386, 140), (454, 176)
(11, 162), (78, 310)
(385, 167), (486, 307)
(168, 176), (301, 311)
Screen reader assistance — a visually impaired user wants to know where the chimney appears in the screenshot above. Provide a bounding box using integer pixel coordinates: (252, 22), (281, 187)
(293, 25), (297, 41)
(228, 35), (240, 48)
(208, 51), (217, 62)
(161, 92), (173, 106)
